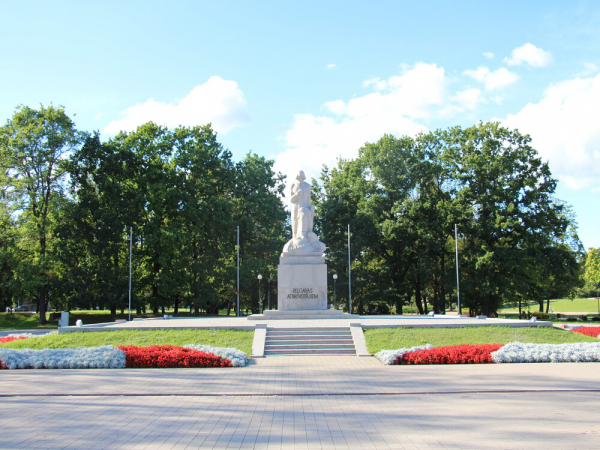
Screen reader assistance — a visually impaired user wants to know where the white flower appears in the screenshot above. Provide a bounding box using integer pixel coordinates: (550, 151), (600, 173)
(491, 342), (600, 363)
(183, 344), (248, 367)
(0, 346), (126, 370)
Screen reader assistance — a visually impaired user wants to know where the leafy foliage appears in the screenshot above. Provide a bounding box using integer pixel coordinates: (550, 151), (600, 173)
(315, 123), (582, 315)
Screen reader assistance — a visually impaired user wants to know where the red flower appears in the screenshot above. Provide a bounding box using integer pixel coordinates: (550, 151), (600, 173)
(117, 345), (232, 368)
(395, 343), (504, 364)
(570, 327), (600, 338)
(0, 336), (28, 344)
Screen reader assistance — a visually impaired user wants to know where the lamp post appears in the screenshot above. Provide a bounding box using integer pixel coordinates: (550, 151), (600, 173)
(333, 274), (338, 309)
(257, 274), (262, 314)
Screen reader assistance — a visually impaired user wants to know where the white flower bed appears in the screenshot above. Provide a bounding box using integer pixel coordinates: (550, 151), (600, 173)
(374, 344), (433, 365)
(184, 344), (248, 367)
(6, 333), (36, 338)
(0, 346), (126, 369)
(491, 341), (600, 363)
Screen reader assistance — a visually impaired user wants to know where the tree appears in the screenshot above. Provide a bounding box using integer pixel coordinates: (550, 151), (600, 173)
(0, 105), (82, 324)
(314, 123), (582, 316)
(584, 248), (600, 297)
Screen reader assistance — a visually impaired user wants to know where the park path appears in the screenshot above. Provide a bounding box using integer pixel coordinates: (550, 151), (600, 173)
(1, 357), (599, 449)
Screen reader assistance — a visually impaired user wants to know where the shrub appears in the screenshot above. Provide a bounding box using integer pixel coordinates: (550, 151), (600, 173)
(570, 327), (600, 338)
(567, 317), (578, 322)
(523, 311), (549, 320)
(579, 315), (588, 321)
(591, 317), (600, 322)
(118, 345), (232, 368)
(397, 344), (503, 365)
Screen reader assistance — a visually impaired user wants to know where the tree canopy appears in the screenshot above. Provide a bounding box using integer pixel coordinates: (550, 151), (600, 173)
(0, 105), (585, 319)
(314, 123), (583, 315)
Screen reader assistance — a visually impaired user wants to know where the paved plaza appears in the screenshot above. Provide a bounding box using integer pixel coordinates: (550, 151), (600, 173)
(1, 356), (599, 449)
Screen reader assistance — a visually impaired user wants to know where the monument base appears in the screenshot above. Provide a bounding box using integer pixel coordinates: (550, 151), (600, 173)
(277, 259), (327, 310)
(247, 309), (359, 320)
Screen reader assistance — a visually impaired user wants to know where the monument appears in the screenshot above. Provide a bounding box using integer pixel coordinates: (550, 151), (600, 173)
(248, 170), (357, 320)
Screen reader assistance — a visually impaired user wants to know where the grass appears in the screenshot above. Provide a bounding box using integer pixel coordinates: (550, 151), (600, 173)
(0, 313), (57, 331)
(363, 326), (599, 354)
(0, 309), (244, 330)
(0, 329), (254, 355)
(500, 297), (600, 313)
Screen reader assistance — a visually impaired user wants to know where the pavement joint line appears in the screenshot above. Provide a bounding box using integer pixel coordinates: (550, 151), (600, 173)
(2, 389), (600, 398)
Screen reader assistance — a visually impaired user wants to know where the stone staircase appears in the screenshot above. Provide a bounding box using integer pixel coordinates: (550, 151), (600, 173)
(264, 327), (356, 356)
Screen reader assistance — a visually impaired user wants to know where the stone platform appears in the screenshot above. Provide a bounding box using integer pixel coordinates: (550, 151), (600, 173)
(247, 309), (359, 320)
(58, 314), (553, 333)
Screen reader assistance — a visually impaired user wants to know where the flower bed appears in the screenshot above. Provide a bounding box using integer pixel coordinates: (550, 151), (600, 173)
(374, 345), (433, 365)
(376, 341), (600, 365)
(184, 344), (248, 367)
(0, 344), (247, 370)
(570, 326), (600, 338)
(491, 341), (600, 363)
(118, 345), (232, 368)
(0, 336), (29, 344)
(0, 346), (125, 369)
(397, 343), (503, 365)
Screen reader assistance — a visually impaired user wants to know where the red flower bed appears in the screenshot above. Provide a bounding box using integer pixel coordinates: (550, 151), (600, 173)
(118, 345), (232, 368)
(395, 343), (504, 365)
(571, 327), (600, 338)
(0, 336), (28, 344)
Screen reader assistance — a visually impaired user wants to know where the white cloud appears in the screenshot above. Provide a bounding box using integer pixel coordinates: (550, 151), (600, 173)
(483, 52), (495, 59)
(504, 43), (553, 67)
(577, 62), (600, 77)
(275, 63), (462, 186)
(102, 76), (249, 135)
(464, 66), (520, 90)
(326, 63), (336, 70)
(94, 112), (105, 120)
(499, 73), (600, 189)
(440, 88), (484, 116)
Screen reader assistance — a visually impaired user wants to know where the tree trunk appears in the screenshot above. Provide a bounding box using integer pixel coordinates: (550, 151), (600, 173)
(545, 298), (550, 314)
(482, 293), (490, 316)
(174, 295), (179, 314)
(518, 296), (522, 320)
(37, 291), (47, 325)
(414, 274), (424, 314)
(110, 305), (117, 315)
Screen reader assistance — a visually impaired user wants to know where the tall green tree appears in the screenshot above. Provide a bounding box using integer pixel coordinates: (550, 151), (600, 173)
(584, 248), (600, 297)
(0, 105), (82, 323)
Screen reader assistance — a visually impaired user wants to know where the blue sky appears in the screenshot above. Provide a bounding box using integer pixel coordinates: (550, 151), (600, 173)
(1, 0), (599, 248)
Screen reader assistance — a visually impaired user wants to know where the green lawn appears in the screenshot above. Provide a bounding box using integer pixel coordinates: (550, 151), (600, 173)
(0, 313), (57, 331)
(500, 297), (600, 313)
(0, 329), (254, 355)
(363, 326), (599, 354)
(0, 309), (245, 330)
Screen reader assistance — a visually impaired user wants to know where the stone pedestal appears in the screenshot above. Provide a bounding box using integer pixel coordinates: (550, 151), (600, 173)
(277, 256), (327, 310)
(247, 254), (359, 320)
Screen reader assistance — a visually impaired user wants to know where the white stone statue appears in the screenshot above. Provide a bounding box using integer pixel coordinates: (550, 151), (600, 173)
(282, 170), (326, 255)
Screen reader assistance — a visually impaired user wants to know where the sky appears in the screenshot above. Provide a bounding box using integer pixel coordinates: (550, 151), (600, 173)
(1, 0), (599, 249)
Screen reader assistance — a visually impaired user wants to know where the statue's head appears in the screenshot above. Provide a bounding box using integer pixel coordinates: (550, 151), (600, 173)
(296, 170), (306, 182)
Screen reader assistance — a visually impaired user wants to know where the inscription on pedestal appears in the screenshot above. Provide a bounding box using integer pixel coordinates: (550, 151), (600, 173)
(287, 288), (319, 300)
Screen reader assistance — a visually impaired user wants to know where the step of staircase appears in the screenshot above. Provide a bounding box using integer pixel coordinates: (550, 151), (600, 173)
(264, 327), (356, 356)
